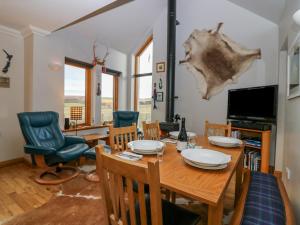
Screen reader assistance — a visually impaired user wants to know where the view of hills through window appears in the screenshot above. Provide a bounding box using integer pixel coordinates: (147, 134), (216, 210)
(101, 73), (114, 123)
(64, 64), (86, 125)
(137, 41), (153, 128)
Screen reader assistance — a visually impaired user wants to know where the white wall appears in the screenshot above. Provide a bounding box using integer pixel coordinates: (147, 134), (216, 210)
(0, 26), (128, 162)
(175, 0), (278, 135)
(25, 29), (128, 127)
(279, 0), (300, 47)
(152, 9), (167, 122)
(134, 0), (280, 165)
(275, 51), (287, 172)
(0, 29), (24, 161)
(279, 0), (300, 222)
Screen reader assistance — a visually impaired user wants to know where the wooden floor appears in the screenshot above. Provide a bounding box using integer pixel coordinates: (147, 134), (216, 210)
(0, 162), (57, 223)
(0, 161), (236, 224)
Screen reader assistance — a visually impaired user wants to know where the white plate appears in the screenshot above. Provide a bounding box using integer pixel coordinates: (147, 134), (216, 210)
(183, 157), (226, 167)
(128, 140), (165, 154)
(208, 136), (243, 148)
(170, 131), (196, 139)
(183, 158), (228, 170)
(181, 148), (231, 165)
(131, 149), (158, 155)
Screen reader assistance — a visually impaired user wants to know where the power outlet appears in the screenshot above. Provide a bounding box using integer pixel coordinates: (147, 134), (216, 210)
(286, 167), (291, 180)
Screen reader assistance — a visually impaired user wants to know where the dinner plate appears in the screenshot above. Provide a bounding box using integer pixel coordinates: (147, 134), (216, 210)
(183, 157), (226, 167)
(128, 140), (165, 155)
(170, 131), (196, 139)
(181, 148), (231, 165)
(208, 136), (243, 148)
(131, 149), (157, 155)
(183, 158), (228, 170)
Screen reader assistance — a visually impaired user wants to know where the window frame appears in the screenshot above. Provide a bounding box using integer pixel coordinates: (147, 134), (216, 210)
(64, 58), (92, 126)
(134, 35), (153, 111)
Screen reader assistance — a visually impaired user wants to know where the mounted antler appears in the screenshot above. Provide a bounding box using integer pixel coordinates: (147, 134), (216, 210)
(92, 43), (109, 66)
(2, 49), (13, 74)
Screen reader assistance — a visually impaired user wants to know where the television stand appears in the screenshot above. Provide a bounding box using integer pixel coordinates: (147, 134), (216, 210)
(231, 126), (271, 173)
(230, 120), (271, 131)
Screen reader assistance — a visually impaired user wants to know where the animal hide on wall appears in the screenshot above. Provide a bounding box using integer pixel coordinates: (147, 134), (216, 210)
(180, 23), (261, 100)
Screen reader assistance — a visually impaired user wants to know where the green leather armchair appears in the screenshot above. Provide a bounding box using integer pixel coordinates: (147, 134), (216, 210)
(113, 111), (139, 128)
(113, 111), (142, 136)
(17, 111), (90, 184)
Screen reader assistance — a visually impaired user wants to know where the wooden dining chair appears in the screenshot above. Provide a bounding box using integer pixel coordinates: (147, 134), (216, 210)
(96, 145), (201, 225)
(204, 120), (232, 137)
(142, 120), (175, 201)
(142, 121), (161, 140)
(109, 124), (138, 153)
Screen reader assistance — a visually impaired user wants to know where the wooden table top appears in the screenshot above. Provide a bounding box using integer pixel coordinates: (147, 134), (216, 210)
(82, 133), (109, 142)
(63, 125), (109, 132)
(143, 136), (244, 206)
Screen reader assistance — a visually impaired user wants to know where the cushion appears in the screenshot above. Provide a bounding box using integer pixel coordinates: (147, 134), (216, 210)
(46, 143), (89, 165)
(83, 145), (112, 160)
(242, 172), (285, 225)
(128, 196), (201, 225)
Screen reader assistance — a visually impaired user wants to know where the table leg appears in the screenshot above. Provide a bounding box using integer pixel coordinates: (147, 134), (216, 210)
(208, 200), (223, 225)
(235, 155), (243, 206)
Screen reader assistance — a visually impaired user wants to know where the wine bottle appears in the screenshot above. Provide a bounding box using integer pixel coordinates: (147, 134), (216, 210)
(177, 118), (188, 151)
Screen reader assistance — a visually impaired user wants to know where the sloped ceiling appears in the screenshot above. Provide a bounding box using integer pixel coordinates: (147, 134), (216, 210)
(0, 0), (117, 31)
(0, 0), (285, 54)
(0, 0), (166, 54)
(227, 0), (286, 24)
(61, 0), (166, 54)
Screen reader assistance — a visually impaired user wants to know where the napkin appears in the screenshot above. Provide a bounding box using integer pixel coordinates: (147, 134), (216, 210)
(116, 151), (143, 161)
(161, 138), (177, 144)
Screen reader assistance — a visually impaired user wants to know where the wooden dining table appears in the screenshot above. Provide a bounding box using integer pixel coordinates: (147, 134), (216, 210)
(142, 136), (244, 225)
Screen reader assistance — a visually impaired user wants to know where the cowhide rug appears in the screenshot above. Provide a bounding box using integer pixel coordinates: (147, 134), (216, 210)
(2, 172), (232, 225)
(3, 174), (104, 225)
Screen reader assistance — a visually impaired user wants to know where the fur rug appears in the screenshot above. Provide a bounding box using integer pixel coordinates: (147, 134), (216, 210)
(3, 175), (104, 225)
(3, 171), (232, 225)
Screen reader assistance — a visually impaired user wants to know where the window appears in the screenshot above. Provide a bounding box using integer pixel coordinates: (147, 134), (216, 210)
(101, 73), (118, 122)
(64, 59), (91, 125)
(101, 69), (119, 123)
(134, 36), (153, 128)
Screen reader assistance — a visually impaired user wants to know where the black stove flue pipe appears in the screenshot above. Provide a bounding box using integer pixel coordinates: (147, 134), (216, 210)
(165, 0), (177, 122)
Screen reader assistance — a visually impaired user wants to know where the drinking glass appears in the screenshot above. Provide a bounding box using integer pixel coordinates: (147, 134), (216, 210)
(157, 147), (165, 162)
(188, 137), (197, 148)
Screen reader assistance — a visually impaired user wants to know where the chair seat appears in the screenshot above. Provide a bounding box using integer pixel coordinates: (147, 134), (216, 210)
(242, 172), (285, 225)
(83, 145), (111, 160)
(57, 143), (89, 161)
(45, 143), (89, 165)
(129, 196), (201, 225)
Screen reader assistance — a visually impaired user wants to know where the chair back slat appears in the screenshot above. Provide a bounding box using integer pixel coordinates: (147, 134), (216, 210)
(138, 182), (147, 225)
(109, 124), (138, 153)
(143, 121), (161, 140)
(127, 178), (137, 225)
(96, 145), (162, 225)
(98, 167), (112, 225)
(148, 161), (163, 225)
(117, 175), (128, 225)
(124, 133), (128, 148)
(204, 120), (232, 137)
(109, 173), (120, 222)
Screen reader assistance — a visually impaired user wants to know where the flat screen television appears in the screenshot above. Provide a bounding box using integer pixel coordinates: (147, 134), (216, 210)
(227, 85), (278, 122)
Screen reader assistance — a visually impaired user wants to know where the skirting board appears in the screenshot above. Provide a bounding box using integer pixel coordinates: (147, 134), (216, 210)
(0, 157), (29, 168)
